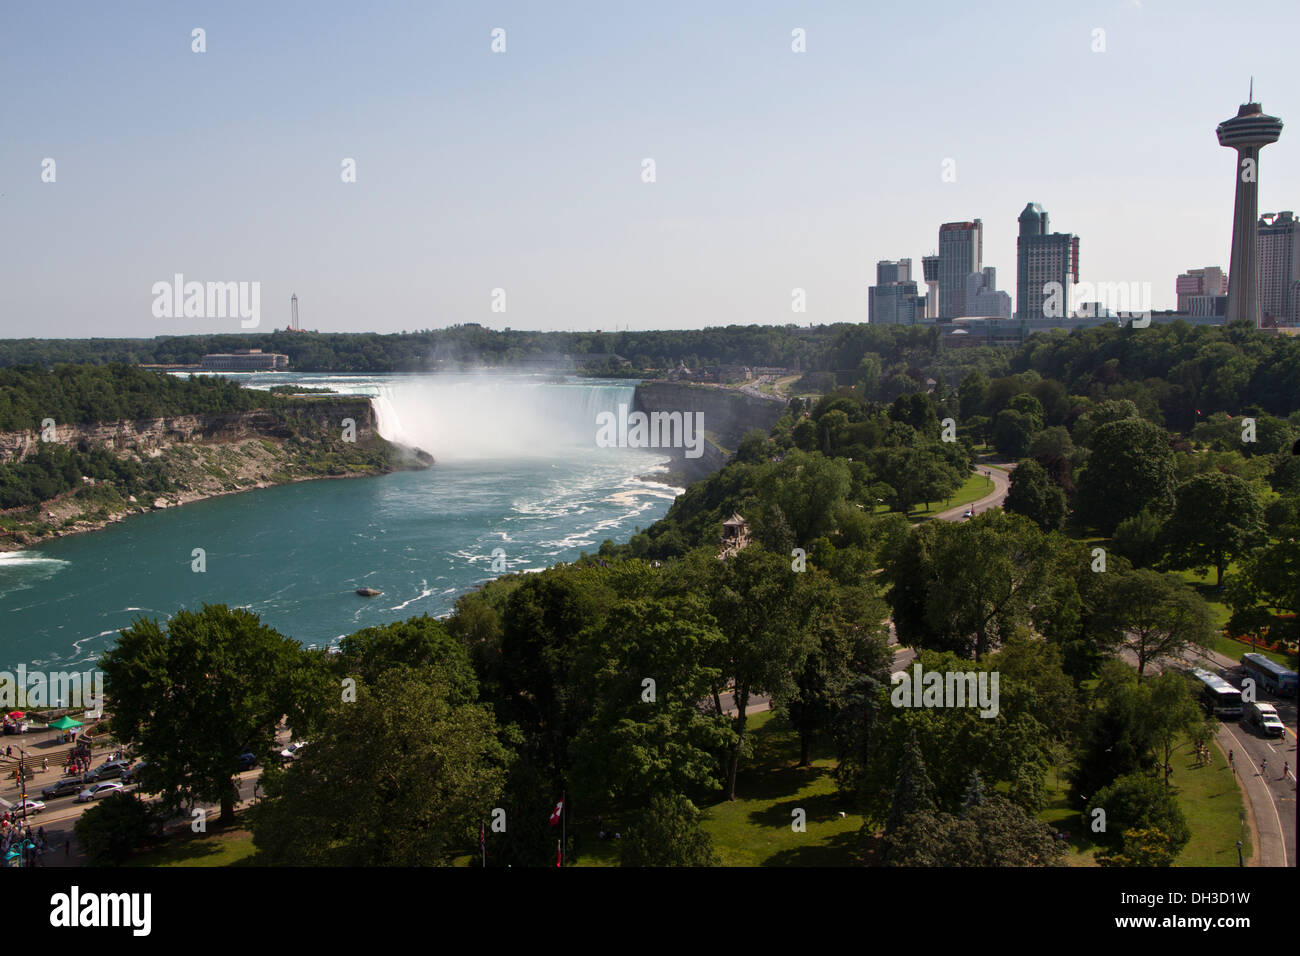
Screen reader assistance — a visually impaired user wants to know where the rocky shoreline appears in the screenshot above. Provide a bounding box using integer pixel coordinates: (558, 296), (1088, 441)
(0, 456), (430, 553)
(0, 400), (433, 554)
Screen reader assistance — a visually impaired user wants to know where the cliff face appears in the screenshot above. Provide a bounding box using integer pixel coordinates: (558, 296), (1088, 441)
(632, 382), (785, 481)
(0, 398), (379, 465)
(0, 398), (427, 551)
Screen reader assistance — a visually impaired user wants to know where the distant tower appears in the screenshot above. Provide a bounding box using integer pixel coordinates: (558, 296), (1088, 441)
(1217, 85), (1284, 327)
(290, 293), (300, 332)
(922, 255), (940, 319)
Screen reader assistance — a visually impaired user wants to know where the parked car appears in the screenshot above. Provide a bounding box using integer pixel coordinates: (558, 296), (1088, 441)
(279, 741), (309, 762)
(120, 760), (147, 784)
(236, 752), (257, 772)
(8, 799), (45, 814)
(41, 776), (86, 800)
(88, 759), (132, 782)
(963, 509), (974, 519)
(76, 782), (123, 803)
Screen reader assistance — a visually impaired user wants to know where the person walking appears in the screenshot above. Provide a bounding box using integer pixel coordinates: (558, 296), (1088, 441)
(1260, 757), (1267, 776)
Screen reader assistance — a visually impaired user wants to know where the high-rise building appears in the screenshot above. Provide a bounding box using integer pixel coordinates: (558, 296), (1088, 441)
(869, 259), (923, 325)
(938, 221), (982, 319)
(963, 267), (1012, 318)
(921, 255), (940, 319)
(876, 259), (912, 285)
(1217, 94), (1284, 326)
(1175, 267), (1228, 312)
(1258, 211), (1300, 326)
(1016, 203), (1079, 321)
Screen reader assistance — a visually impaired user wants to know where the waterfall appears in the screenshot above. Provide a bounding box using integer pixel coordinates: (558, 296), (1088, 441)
(368, 375), (637, 460)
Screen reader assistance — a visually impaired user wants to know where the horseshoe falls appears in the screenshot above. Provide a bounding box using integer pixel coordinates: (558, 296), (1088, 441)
(0, 373), (679, 671)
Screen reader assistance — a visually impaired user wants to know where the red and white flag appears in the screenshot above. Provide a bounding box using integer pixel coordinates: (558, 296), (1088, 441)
(556, 839), (563, 868)
(549, 798), (564, 826)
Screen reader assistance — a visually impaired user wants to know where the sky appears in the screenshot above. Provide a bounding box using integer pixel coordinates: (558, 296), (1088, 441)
(1, 0), (1297, 337)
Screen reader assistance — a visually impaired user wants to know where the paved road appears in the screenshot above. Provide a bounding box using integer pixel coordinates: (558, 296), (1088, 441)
(934, 462), (1013, 522)
(1183, 646), (1296, 868)
(1, 727), (291, 866)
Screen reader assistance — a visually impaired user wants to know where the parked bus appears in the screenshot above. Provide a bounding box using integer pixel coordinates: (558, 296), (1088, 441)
(1190, 668), (1243, 718)
(1240, 653), (1298, 698)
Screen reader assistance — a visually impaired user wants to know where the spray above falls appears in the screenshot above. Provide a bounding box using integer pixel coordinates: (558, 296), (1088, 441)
(369, 375), (642, 461)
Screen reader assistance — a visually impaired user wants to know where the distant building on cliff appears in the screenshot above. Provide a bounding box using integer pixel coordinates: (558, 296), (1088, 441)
(200, 349), (289, 371)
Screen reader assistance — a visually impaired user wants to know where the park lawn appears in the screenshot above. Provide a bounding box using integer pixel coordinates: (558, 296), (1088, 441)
(906, 471), (993, 521)
(1171, 567), (1295, 667)
(698, 711), (862, 866)
(1173, 736), (1252, 866)
(1037, 769), (1099, 866)
(1040, 735), (1250, 868)
(127, 824), (260, 867)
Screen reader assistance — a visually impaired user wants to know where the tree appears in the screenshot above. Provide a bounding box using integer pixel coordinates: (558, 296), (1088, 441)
(1146, 672), (1205, 787)
(882, 794), (1064, 867)
(1163, 472), (1266, 586)
(1097, 827), (1181, 867)
(1004, 459), (1067, 531)
(73, 792), (165, 865)
(1086, 772), (1190, 859)
(1110, 508), (1165, 569)
(992, 408), (1037, 459)
(884, 511), (1055, 660)
(250, 664), (509, 865)
(1076, 417), (1176, 534)
(568, 595), (731, 804)
(705, 548), (826, 799)
(620, 793), (721, 867)
(99, 604), (322, 823)
(884, 730), (937, 838)
(1102, 570), (1215, 680)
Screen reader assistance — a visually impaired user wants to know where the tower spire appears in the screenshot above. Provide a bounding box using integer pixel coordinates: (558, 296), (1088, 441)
(1249, 76), (1253, 103)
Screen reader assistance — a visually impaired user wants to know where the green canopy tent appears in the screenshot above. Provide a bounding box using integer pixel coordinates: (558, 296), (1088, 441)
(47, 715), (82, 731)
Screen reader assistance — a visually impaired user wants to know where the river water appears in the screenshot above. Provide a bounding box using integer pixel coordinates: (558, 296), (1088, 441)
(0, 373), (678, 672)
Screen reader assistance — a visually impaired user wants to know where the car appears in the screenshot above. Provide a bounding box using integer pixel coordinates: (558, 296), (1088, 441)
(88, 759), (131, 781)
(963, 510), (974, 519)
(121, 760), (147, 784)
(236, 752), (257, 771)
(76, 782), (123, 803)
(279, 741), (309, 762)
(8, 799), (45, 814)
(41, 776), (86, 800)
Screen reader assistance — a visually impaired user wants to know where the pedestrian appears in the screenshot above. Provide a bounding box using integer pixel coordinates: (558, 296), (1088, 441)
(1261, 757), (1267, 776)
(42, 757), (47, 772)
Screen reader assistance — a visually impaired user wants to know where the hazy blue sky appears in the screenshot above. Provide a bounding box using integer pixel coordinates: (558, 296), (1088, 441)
(2, 0), (1296, 337)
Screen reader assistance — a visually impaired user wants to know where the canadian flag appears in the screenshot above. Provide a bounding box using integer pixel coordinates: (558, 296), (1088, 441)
(549, 799), (564, 826)
(556, 839), (563, 868)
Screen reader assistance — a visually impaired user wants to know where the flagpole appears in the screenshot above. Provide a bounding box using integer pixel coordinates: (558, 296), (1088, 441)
(561, 789), (566, 868)
(480, 821), (486, 868)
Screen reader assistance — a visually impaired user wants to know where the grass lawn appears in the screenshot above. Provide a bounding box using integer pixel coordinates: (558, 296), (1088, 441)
(870, 470), (996, 519)
(698, 711), (862, 866)
(1039, 735), (1250, 868)
(1172, 737), (1251, 867)
(575, 711), (862, 867)
(127, 823), (261, 867)
(1171, 567), (1296, 667)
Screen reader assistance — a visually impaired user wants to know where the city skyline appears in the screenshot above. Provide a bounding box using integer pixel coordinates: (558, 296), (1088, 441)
(2, 1), (1297, 337)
